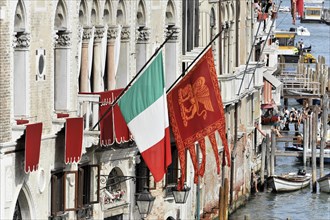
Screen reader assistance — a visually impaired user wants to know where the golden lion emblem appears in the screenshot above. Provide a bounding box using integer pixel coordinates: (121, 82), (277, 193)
(178, 77), (214, 127)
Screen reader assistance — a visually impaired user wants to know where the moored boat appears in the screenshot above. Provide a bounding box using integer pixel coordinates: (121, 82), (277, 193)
(296, 26), (311, 36)
(317, 173), (330, 193)
(300, 0), (324, 23)
(268, 170), (311, 192)
(278, 6), (290, 12)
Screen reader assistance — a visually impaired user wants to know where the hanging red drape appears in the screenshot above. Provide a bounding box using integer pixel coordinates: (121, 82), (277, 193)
(98, 89), (131, 146)
(25, 122), (43, 173)
(65, 117), (84, 163)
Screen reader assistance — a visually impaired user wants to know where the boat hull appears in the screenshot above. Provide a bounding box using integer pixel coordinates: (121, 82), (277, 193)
(317, 174), (330, 193)
(268, 174), (311, 192)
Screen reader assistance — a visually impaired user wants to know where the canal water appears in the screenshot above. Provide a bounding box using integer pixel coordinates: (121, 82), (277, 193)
(229, 101), (330, 220)
(229, 2), (330, 219)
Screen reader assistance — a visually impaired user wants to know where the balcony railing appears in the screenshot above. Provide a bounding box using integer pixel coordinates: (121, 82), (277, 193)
(278, 62), (328, 97)
(77, 94), (100, 131)
(219, 63), (264, 104)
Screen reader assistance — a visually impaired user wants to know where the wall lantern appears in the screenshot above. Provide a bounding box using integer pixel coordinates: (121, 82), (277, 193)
(172, 183), (191, 204)
(136, 187), (155, 219)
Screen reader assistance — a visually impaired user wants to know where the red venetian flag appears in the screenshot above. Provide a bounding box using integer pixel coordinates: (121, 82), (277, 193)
(98, 89), (131, 146)
(167, 47), (231, 189)
(65, 117), (84, 163)
(25, 122), (43, 173)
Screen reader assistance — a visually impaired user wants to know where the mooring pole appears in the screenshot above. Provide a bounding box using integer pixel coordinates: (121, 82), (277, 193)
(260, 138), (266, 189)
(320, 94), (328, 177)
(270, 131), (276, 176)
(311, 111), (317, 193)
(303, 118), (307, 167)
(266, 134), (271, 178)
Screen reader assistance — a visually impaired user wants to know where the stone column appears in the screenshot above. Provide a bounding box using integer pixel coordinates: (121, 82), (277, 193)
(106, 26), (119, 90)
(165, 26), (179, 89)
(13, 32), (30, 116)
(228, 21), (234, 74)
(136, 27), (150, 72)
(92, 26), (105, 92)
(116, 26), (130, 88)
(80, 27), (92, 93)
(54, 31), (71, 111)
(223, 27), (229, 74)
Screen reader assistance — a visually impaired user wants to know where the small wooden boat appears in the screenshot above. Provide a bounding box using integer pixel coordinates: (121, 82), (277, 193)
(268, 170), (311, 192)
(317, 173), (330, 193)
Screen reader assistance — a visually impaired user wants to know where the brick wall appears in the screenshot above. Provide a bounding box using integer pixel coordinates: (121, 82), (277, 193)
(0, 1), (12, 143)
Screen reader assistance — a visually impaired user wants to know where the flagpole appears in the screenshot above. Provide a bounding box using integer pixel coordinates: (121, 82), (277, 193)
(91, 31), (175, 130)
(166, 29), (223, 93)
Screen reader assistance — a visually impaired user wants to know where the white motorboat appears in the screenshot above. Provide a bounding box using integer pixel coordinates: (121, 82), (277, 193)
(268, 170), (311, 192)
(278, 6), (290, 12)
(317, 173), (330, 193)
(296, 26), (311, 36)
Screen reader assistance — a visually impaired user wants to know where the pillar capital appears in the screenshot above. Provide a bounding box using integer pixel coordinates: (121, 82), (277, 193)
(107, 25), (120, 43)
(55, 31), (71, 48)
(137, 26), (150, 43)
(94, 25), (105, 43)
(82, 27), (93, 43)
(13, 32), (30, 49)
(165, 25), (180, 41)
(121, 25), (130, 42)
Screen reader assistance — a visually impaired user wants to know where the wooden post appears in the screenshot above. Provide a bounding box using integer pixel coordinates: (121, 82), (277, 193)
(308, 113), (313, 165)
(320, 94), (328, 178)
(270, 131), (276, 176)
(284, 98), (288, 107)
(260, 138), (266, 189)
(224, 178), (229, 220)
(303, 118), (307, 166)
(311, 110), (317, 193)
(266, 134), (271, 178)
(219, 185), (224, 220)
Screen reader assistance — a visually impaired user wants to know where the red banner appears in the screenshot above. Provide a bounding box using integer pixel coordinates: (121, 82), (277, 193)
(98, 89), (131, 146)
(167, 48), (230, 189)
(65, 117), (83, 163)
(296, 0), (304, 17)
(25, 122), (43, 173)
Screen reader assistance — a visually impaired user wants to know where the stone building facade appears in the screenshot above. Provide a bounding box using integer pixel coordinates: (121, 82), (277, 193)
(0, 0), (278, 219)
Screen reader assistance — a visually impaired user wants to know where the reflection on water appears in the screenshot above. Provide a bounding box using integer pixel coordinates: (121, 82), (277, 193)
(230, 185), (330, 220)
(230, 138), (330, 220)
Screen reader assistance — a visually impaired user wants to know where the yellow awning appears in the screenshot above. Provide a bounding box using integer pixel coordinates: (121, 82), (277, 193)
(275, 33), (296, 38)
(279, 46), (297, 50)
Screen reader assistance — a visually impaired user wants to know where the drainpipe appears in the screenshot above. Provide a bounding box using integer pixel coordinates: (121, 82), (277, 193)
(219, 0), (223, 75)
(235, 0), (239, 67)
(230, 102), (238, 206)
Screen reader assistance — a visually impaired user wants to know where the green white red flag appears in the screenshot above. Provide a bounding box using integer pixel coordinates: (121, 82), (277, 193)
(118, 52), (171, 182)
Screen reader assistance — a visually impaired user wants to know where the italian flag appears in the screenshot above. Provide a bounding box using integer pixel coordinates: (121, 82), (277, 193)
(118, 52), (171, 182)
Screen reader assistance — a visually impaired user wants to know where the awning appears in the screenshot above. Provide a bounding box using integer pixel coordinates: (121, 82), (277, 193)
(263, 72), (282, 89)
(261, 103), (275, 109)
(65, 117), (83, 163)
(25, 122), (43, 173)
(98, 89), (131, 146)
